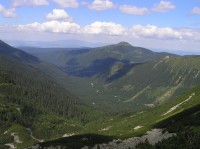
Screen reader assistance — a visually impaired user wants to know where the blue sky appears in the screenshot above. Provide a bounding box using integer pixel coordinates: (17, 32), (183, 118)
(0, 0), (200, 54)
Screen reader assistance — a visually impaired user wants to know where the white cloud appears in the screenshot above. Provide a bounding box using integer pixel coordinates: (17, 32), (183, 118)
(29, 0), (49, 6)
(3, 8), (16, 18)
(16, 20), (199, 41)
(11, 0), (49, 7)
(17, 20), (126, 35)
(51, 0), (79, 8)
(181, 28), (200, 42)
(0, 4), (16, 18)
(0, 4), (4, 12)
(129, 25), (200, 43)
(17, 9), (79, 33)
(88, 0), (114, 11)
(191, 7), (200, 15)
(82, 21), (126, 35)
(11, 0), (79, 8)
(18, 20), (80, 33)
(119, 5), (149, 15)
(1, 22), (200, 54)
(81, 1), (88, 6)
(130, 25), (183, 40)
(46, 9), (72, 21)
(152, 1), (175, 13)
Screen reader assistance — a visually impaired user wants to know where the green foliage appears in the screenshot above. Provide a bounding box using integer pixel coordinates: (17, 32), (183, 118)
(32, 41), (200, 115)
(32, 115), (83, 140)
(1, 40), (200, 148)
(79, 85), (200, 138)
(0, 40), (106, 148)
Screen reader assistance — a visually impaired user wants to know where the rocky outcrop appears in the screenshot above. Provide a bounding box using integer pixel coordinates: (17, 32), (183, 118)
(82, 129), (175, 149)
(27, 129), (175, 149)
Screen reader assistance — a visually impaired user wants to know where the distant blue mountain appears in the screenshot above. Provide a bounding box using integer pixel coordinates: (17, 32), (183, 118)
(5, 39), (108, 48)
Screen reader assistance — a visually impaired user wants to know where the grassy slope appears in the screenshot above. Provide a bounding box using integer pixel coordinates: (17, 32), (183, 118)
(38, 85), (200, 148)
(107, 56), (200, 104)
(82, 85), (200, 138)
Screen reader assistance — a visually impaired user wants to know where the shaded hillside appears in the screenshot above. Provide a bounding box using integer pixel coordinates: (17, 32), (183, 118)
(0, 40), (100, 121)
(28, 42), (200, 113)
(0, 40), (39, 63)
(32, 42), (176, 78)
(0, 41), (105, 148)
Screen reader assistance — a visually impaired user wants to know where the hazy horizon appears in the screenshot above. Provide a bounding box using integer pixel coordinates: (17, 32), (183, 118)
(2, 39), (199, 56)
(0, 0), (200, 54)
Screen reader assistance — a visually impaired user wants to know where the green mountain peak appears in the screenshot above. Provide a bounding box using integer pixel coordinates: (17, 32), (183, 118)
(116, 41), (132, 46)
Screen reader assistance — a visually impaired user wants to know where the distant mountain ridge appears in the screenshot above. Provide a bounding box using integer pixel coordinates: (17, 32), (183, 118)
(28, 41), (200, 112)
(32, 41), (176, 78)
(5, 39), (107, 48)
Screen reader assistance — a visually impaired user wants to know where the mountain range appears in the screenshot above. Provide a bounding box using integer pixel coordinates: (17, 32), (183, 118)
(0, 40), (199, 149)
(6, 40), (107, 48)
(28, 41), (200, 112)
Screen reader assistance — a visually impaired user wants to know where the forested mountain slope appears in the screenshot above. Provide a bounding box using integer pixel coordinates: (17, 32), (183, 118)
(107, 56), (200, 105)
(32, 42), (176, 78)
(37, 84), (200, 149)
(0, 40), (104, 148)
(28, 42), (200, 114)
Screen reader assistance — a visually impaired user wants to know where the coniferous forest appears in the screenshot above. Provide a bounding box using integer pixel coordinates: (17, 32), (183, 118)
(0, 40), (200, 149)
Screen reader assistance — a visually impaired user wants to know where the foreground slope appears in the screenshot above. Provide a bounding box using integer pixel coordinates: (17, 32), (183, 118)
(37, 85), (200, 148)
(0, 40), (104, 148)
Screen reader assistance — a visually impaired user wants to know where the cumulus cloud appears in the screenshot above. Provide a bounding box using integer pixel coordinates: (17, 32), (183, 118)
(119, 5), (150, 15)
(46, 9), (72, 21)
(2, 20), (200, 54)
(0, 4), (16, 18)
(130, 25), (183, 39)
(16, 19), (199, 42)
(181, 28), (200, 42)
(82, 21), (126, 35)
(11, 0), (79, 8)
(17, 9), (79, 33)
(152, 1), (175, 13)
(129, 25), (200, 42)
(3, 8), (16, 18)
(88, 0), (115, 11)
(81, 1), (88, 6)
(51, 0), (79, 8)
(191, 7), (200, 15)
(11, 0), (49, 7)
(0, 4), (4, 12)
(18, 20), (80, 33)
(17, 20), (126, 35)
